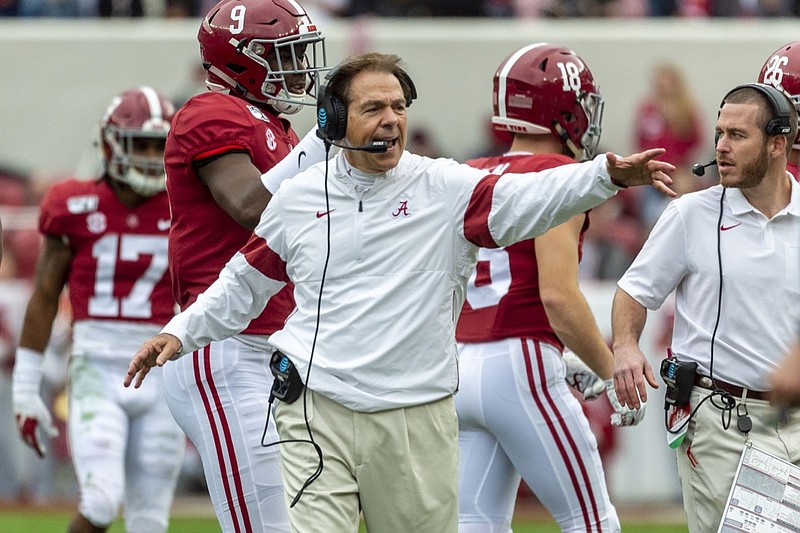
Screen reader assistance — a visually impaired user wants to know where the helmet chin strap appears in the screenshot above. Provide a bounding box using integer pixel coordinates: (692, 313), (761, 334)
(206, 65), (265, 103)
(553, 122), (585, 161)
(206, 64), (304, 115)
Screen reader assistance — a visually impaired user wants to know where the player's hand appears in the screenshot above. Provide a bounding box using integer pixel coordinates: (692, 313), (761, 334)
(606, 149), (676, 198)
(14, 400), (59, 459)
(611, 343), (657, 410)
(12, 348), (59, 459)
(124, 333), (183, 389)
(606, 379), (647, 427)
(563, 349), (606, 400)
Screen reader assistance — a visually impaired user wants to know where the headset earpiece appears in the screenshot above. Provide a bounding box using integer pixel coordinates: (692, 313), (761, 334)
(316, 61), (418, 144)
(720, 82), (793, 136)
(316, 65), (348, 142)
(399, 70), (418, 108)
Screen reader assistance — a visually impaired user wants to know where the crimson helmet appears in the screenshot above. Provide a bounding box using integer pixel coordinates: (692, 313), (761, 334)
(758, 41), (800, 147)
(198, 0), (327, 114)
(492, 43), (604, 161)
(100, 86), (174, 197)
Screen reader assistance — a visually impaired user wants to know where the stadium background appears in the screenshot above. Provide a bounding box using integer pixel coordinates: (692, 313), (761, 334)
(1, 13), (797, 528)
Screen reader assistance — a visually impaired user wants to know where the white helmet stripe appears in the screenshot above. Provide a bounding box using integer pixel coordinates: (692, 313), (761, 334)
(284, 0), (304, 14)
(139, 85), (163, 121)
(496, 42), (549, 121)
(139, 85), (169, 131)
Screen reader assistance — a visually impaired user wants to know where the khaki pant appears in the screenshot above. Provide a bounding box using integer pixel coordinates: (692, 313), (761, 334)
(676, 387), (800, 532)
(275, 390), (459, 533)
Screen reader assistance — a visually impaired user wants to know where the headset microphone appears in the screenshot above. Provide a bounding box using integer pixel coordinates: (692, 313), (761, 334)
(692, 159), (717, 177)
(315, 129), (389, 153)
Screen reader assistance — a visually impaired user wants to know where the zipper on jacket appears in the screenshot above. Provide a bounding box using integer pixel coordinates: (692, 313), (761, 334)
(354, 196), (364, 261)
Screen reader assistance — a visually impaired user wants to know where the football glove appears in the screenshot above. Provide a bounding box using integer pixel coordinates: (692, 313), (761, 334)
(605, 379), (647, 427)
(563, 349), (606, 400)
(12, 348), (59, 458)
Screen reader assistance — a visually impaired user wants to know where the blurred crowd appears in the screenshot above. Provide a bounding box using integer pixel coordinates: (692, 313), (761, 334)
(0, 0), (798, 18)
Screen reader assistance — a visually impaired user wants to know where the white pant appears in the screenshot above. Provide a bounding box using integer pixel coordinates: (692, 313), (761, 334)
(455, 338), (620, 533)
(68, 354), (185, 532)
(163, 336), (289, 533)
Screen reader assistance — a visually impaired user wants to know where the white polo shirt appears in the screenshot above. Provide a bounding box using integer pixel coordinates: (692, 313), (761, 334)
(618, 179), (800, 390)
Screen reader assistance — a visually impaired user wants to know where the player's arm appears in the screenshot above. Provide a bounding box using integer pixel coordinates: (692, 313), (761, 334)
(536, 213), (613, 380)
(537, 215), (646, 426)
(198, 126), (328, 230)
(19, 235), (72, 352)
(198, 152), (271, 230)
(13, 234), (71, 458)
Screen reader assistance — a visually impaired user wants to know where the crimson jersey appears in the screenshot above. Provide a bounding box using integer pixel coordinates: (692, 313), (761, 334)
(455, 153), (589, 346)
(165, 92), (296, 335)
(788, 161), (799, 181)
(39, 178), (173, 325)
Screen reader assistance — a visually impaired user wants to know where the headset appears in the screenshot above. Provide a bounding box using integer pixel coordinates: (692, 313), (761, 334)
(315, 60), (417, 152)
(693, 82), (794, 177)
(723, 82), (793, 136)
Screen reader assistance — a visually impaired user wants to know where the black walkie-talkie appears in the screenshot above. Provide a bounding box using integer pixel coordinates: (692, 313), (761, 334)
(269, 351), (304, 404)
(660, 357), (697, 408)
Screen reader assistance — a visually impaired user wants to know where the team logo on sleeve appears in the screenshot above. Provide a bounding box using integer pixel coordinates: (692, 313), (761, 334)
(247, 105), (271, 123)
(86, 211), (107, 234)
(67, 195), (99, 214)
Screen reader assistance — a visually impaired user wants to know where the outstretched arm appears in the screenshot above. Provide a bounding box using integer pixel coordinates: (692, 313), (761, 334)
(124, 234), (288, 388)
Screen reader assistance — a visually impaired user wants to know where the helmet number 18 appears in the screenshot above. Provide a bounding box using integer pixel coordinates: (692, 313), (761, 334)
(556, 62), (582, 94)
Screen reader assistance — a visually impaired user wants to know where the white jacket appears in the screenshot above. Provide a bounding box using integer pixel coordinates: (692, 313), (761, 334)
(164, 151), (620, 411)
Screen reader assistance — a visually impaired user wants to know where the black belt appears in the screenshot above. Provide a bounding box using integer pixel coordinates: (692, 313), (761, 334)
(693, 374), (770, 402)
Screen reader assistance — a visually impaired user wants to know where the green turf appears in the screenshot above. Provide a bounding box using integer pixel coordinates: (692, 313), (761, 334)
(0, 513), (688, 533)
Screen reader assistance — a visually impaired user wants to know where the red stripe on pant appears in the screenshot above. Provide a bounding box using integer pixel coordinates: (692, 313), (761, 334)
(522, 338), (603, 532)
(193, 345), (253, 533)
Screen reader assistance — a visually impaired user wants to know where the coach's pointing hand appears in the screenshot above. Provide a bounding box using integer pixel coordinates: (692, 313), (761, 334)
(606, 148), (676, 197)
(124, 333), (183, 389)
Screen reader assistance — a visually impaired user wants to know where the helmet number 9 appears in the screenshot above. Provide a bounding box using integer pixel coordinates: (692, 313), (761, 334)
(763, 54), (789, 88)
(229, 5), (246, 35)
(556, 62), (581, 94)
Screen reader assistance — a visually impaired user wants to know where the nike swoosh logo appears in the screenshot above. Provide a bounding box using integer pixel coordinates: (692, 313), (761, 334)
(316, 209), (336, 218)
(720, 223), (742, 231)
(297, 150), (307, 168)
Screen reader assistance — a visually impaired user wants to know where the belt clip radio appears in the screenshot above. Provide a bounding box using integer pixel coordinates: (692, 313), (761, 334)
(269, 351), (304, 404)
(660, 356), (697, 409)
